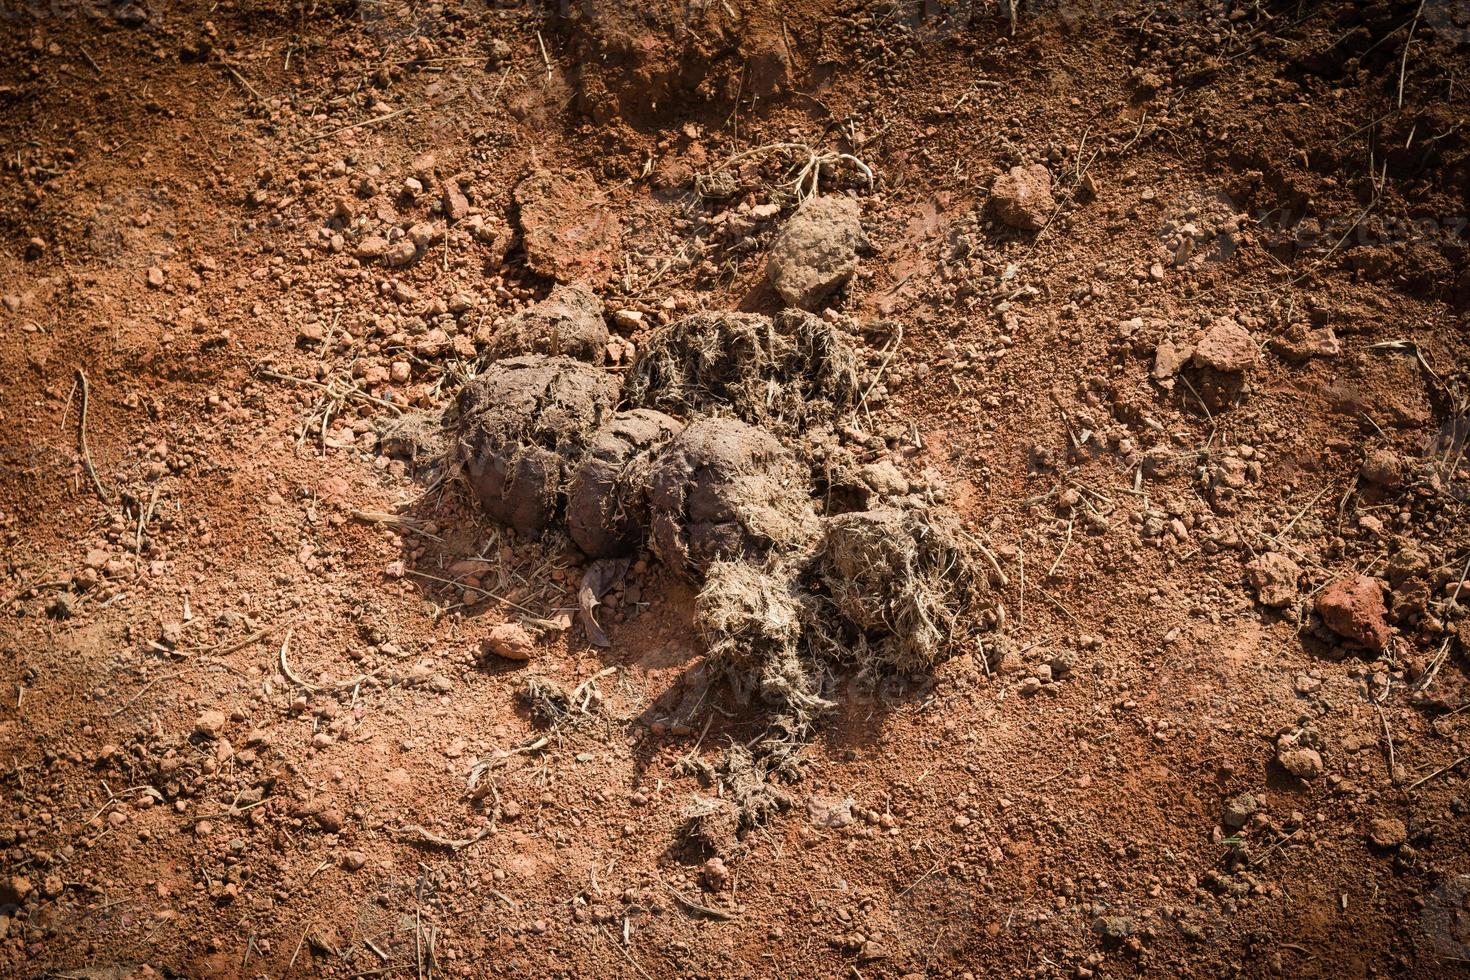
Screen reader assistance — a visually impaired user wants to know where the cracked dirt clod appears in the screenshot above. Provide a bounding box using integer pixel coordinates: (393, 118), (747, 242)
(565, 409), (684, 559)
(456, 355), (618, 534)
(1360, 448), (1404, 489)
(513, 169), (624, 284)
(989, 163), (1054, 230)
(765, 195), (868, 310)
(1315, 573), (1392, 652)
(485, 283), (611, 363)
(1277, 739), (1324, 780)
(1192, 317), (1258, 373)
(621, 309), (861, 433)
(484, 622), (537, 661)
(645, 417), (817, 580)
(817, 507), (988, 672)
(1245, 552), (1300, 608)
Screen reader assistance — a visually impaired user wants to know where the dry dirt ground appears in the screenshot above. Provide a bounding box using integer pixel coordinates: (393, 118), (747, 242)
(2, 1), (1470, 977)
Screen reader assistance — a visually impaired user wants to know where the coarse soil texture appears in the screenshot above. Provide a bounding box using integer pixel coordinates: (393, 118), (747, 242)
(1, 2), (1470, 979)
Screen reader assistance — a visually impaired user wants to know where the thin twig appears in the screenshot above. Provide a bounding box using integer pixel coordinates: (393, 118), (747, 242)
(1047, 519), (1074, 578)
(1038, 587), (1081, 627)
(1375, 703), (1397, 783)
(857, 322), (903, 413)
(1397, 1), (1424, 109)
(213, 60), (263, 101)
(1017, 538), (1026, 626)
(660, 880), (738, 921)
(897, 857), (944, 897)
(404, 568), (544, 617)
(292, 95), (462, 148)
(599, 927), (655, 980)
(75, 369), (111, 504)
(288, 925), (310, 972)
(535, 30), (552, 81)
(278, 629), (380, 693)
(207, 627), (274, 658)
(78, 45), (102, 75)
(957, 530), (1009, 587)
(1249, 827), (1302, 867)
(109, 672), (181, 717)
(1408, 755), (1470, 791)
(391, 824), (491, 851)
(253, 366), (405, 414)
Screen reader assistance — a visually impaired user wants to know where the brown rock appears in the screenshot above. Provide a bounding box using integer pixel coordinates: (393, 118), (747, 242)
(1302, 327), (1340, 357)
(356, 235), (389, 260)
(990, 164), (1054, 231)
(194, 710), (227, 738)
(1221, 793), (1257, 830)
(1245, 553), (1300, 608)
(0, 876), (32, 906)
(1316, 574), (1391, 652)
(314, 808), (345, 833)
(514, 170), (623, 284)
(1152, 338), (1193, 380)
(384, 239), (418, 268)
(442, 179), (470, 222)
(1360, 449), (1403, 489)
(1269, 326), (1340, 362)
(1191, 318), (1257, 373)
(701, 856), (729, 891)
(485, 622), (537, 661)
(765, 195), (867, 310)
(1277, 745), (1323, 780)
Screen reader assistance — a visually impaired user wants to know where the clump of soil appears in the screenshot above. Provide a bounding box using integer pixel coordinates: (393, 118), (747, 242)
(765, 195), (869, 310)
(1315, 573), (1392, 653)
(817, 507), (989, 672)
(484, 622), (537, 661)
(989, 163), (1055, 230)
(645, 417), (817, 580)
(622, 309), (861, 433)
(456, 355), (618, 534)
(513, 170), (623, 284)
(1152, 318), (1262, 412)
(556, 0), (795, 125)
(1245, 552), (1301, 608)
(485, 283), (610, 363)
(565, 409), (684, 559)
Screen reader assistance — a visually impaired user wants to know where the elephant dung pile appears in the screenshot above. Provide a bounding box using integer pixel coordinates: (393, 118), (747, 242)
(454, 302), (996, 731)
(446, 200), (998, 850)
